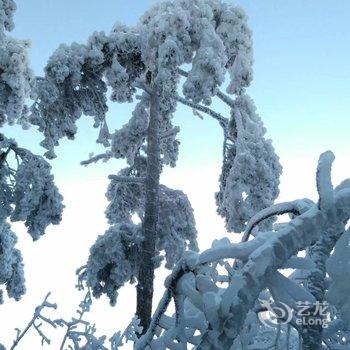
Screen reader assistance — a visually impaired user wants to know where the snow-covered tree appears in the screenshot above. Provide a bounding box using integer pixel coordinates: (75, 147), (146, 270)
(0, 0), (64, 304)
(31, 0), (280, 332)
(31, 24), (198, 330)
(1, 2), (348, 349)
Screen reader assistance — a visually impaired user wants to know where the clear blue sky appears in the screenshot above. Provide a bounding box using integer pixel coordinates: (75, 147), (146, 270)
(6, 0), (350, 180)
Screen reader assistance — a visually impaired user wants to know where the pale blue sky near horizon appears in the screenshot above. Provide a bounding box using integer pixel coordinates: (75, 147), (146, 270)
(5, 0), (350, 180)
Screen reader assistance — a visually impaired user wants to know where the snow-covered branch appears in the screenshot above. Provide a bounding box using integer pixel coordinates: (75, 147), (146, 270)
(80, 152), (111, 166)
(241, 199), (314, 242)
(316, 151), (336, 216)
(175, 94), (228, 128)
(107, 175), (146, 184)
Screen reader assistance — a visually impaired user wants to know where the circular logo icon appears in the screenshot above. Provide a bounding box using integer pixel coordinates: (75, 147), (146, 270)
(258, 299), (293, 327)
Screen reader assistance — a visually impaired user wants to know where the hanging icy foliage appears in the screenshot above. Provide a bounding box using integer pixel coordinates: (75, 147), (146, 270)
(0, 0), (33, 127)
(0, 222), (25, 303)
(216, 94), (282, 233)
(84, 168), (198, 305)
(0, 135), (63, 303)
(11, 150), (64, 240)
(85, 222), (142, 306)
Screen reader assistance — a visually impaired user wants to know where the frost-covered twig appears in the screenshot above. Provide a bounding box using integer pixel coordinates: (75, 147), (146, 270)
(274, 323), (281, 348)
(198, 231), (271, 264)
(110, 317), (142, 349)
(323, 339), (350, 350)
(55, 290), (107, 350)
(10, 293), (57, 350)
(0, 136), (28, 167)
(286, 324), (291, 349)
(81, 152), (111, 166)
(135, 259), (190, 350)
(216, 90), (236, 108)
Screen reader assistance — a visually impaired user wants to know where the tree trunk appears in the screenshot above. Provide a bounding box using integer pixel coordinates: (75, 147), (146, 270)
(301, 225), (344, 349)
(136, 90), (160, 333)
